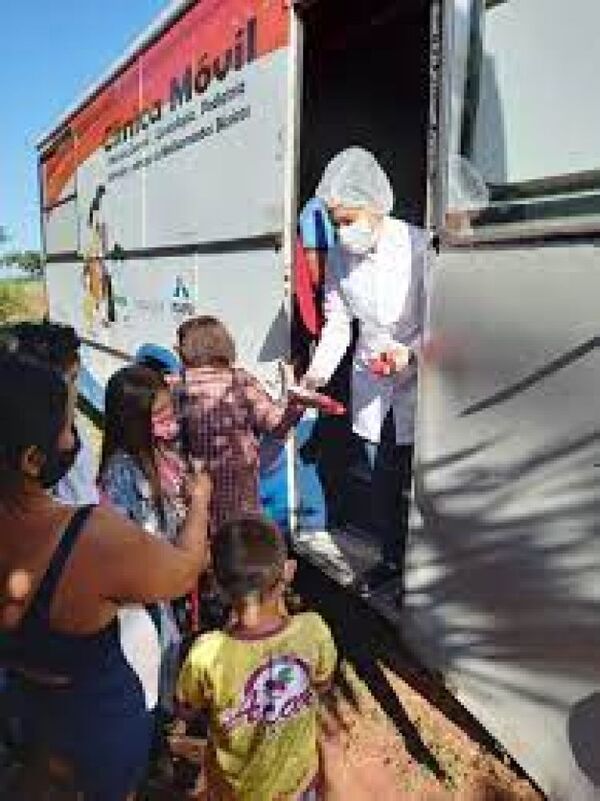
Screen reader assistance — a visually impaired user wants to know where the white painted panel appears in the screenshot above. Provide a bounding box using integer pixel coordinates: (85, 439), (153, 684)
(44, 201), (78, 255)
(142, 51), (288, 247)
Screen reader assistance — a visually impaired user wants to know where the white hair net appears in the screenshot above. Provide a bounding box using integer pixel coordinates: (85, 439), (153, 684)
(316, 147), (394, 215)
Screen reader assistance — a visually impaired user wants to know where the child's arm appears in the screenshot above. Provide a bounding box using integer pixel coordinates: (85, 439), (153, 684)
(241, 370), (305, 440)
(311, 613), (338, 695)
(176, 638), (211, 713)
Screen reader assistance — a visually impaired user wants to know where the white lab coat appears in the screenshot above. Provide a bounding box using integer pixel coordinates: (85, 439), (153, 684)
(307, 217), (428, 445)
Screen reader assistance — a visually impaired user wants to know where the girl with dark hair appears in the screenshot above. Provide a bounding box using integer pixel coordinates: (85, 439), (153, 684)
(0, 353), (210, 801)
(99, 366), (190, 713)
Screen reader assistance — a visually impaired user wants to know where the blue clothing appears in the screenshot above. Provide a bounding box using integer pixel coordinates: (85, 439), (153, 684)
(0, 506), (160, 801)
(299, 197), (336, 251)
(99, 452), (183, 712)
(135, 343), (180, 374)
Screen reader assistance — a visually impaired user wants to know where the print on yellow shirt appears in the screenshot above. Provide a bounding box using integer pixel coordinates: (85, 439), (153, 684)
(178, 612), (337, 801)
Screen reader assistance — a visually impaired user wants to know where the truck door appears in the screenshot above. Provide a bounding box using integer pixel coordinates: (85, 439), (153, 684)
(405, 1), (600, 798)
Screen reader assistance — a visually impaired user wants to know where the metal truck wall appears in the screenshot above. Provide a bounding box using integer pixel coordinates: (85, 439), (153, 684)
(40, 0), (291, 390)
(404, 242), (600, 800)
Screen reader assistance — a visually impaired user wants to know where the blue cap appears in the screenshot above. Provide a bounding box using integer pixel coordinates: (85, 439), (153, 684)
(135, 343), (180, 374)
(298, 197), (336, 251)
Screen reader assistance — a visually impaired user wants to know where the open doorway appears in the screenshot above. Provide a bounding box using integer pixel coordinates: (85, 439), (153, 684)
(293, 0), (430, 559)
(299, 0), (430, 224)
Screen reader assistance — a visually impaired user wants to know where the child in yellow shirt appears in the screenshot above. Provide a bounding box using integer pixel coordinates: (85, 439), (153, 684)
(177, 515), (337, 801)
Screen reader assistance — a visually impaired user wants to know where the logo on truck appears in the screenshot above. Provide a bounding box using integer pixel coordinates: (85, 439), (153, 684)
(172, 276), (194, 317)
(104, 17), (258, 154)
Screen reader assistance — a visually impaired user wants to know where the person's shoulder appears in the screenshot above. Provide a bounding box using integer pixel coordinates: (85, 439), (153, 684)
(384, 217), (429, 260)
(377, 216), (409, 254)
(381, 215), (409, 241)
(186, 630), (229, 667)
(71, 503), (145, 563)
(292, 611), (333, 640)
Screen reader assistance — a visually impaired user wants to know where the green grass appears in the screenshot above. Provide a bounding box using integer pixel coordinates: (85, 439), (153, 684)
(0, 279), (47, 323)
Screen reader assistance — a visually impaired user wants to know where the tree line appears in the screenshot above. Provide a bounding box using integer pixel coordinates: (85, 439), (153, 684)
(0, 225), (43, 277)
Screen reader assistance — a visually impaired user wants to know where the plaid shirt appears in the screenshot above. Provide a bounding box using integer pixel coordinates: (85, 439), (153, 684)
(171, 367), (302, 535)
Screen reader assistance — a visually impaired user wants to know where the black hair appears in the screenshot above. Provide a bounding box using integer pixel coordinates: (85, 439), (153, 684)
(137, 355), (170, 375)
(100, 365), (167, 509)
(213, 515), (288, 602)
(10, 321), (81, 373)
(0, 352), (67, 493)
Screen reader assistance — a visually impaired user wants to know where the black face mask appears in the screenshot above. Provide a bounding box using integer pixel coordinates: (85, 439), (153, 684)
(40, 428), (81, 490)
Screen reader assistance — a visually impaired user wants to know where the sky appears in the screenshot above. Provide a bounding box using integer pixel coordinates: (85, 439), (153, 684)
(0, 0), (169, 253)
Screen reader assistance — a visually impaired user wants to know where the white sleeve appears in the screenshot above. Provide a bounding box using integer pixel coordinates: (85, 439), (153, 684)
(305, 261), (352, 387)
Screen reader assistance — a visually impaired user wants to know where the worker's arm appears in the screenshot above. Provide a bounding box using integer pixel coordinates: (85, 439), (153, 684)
(304, 255), (352, 389)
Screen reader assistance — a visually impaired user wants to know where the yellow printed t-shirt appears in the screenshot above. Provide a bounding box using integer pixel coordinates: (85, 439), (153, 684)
(177, 612), (337, 801)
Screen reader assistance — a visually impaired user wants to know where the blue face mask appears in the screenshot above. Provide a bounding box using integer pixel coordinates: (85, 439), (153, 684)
(338, 218), (378, 256)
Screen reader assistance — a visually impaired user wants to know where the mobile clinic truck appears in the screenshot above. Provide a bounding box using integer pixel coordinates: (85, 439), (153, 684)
(38, 1), (600, 798)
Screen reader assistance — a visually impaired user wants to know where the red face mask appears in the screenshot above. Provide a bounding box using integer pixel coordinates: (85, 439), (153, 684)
(151, 410), (180, 443)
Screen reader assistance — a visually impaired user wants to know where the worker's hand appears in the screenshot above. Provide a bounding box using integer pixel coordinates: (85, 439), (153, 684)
(382, 344), (415, 374)
(368, 345), (413, 377)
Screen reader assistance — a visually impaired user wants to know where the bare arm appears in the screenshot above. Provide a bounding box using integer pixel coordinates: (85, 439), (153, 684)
(243, 371), (305, 441)
(91, 472), (211, 605)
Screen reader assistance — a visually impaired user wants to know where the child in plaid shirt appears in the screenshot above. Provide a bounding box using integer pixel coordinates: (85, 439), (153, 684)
(171, 317), (305, 537)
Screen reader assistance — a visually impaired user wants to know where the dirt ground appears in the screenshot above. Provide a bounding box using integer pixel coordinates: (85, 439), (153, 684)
(12, 384), (544, 801)
(294, 561), (543, 801)
(144, 561), (543, 801)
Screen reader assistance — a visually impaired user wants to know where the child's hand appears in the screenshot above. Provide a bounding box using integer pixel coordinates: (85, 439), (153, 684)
(288, 385), (346, 416)
(301, 374), (323, 392)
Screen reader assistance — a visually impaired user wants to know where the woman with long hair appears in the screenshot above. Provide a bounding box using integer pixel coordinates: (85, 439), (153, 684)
(99, 365), (190, 714)
(0, 353), (210, 800)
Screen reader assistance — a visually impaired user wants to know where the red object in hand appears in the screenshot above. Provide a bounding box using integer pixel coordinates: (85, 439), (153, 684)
(288, 385), (346, 416)
(368, 354), (393, 377)
(316, 394), (346, 416)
